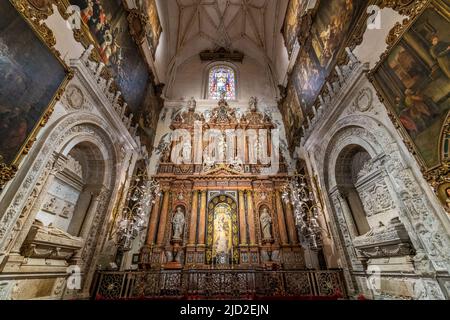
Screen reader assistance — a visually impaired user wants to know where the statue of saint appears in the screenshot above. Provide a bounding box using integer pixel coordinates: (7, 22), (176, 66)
(260, 207), (273, 240)
(172, 206), (185, 240)
(249, 96), (258, 112)
(187, 97), (196, 112)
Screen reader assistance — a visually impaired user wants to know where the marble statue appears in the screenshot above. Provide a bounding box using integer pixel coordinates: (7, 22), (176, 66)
(172, 206), (185, 240)
(260, 207), (272, 240)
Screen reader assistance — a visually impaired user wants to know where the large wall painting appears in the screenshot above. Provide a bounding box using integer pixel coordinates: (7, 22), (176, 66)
(291, 0), (367, 115)
(280, 84), (304, 152)
(141, 0), (161, 59)
(0, 0), (69, 188)
(282, 0), (308, 58)
(371, 1), (450, 170)
(70, 0), (149, 112)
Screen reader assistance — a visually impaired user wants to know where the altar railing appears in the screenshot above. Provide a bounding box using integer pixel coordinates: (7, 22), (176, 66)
(91, 269), (346, 300)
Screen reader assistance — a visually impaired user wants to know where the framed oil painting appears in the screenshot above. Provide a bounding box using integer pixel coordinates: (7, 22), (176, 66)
(292, 0), (368, 115)
(0, 0), (70, 188)
(371, 0), (450, 171)
(68, 0), (150, 112)
(282, 0), (308, 58)
(280, 84), (304, 152)
(142, 0), (162, 59)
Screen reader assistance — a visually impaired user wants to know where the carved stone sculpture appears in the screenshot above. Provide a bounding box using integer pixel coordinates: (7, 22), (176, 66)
(187, 97), (196, 111)
(172, 206), (185, 240)
(249, 96), (258, 112)
(260, 207), (273, 240)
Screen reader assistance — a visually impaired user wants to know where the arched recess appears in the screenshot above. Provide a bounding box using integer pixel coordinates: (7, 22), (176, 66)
(334, 144), (371, 236)
(318, 114), (450, 279)
(0, 112), (122, 293)
(206, 195), (239, 266)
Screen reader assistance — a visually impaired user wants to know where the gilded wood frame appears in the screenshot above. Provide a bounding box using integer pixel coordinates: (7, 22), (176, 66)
(368, 0), (450, 211)
(0, 0), (73, 190)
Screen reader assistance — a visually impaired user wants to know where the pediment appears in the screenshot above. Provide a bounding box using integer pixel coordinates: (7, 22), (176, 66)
(203, 164), (244, 176)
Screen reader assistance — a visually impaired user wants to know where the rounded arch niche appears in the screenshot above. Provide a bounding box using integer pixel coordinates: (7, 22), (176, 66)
(333, 144), (372, 236)
(1, 113), (121, 294)
(322, 125), (390, 241)
(206, 195), (239, 266)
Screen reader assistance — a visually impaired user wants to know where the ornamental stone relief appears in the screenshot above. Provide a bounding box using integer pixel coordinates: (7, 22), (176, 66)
(62, 85), (87, 111)
(358, 181), (396, 217)
(322, 115), (450, 275)
(0, 113), (119, 251)
(351, 87), (374, 113)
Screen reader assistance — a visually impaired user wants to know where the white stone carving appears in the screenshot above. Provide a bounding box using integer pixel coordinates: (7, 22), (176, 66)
(358, 182), (396, 217)
(66, 155), (83, 178)
(352, 87), (374, 113)
(64, 85), (85, 110)
(300, 49), (450, 298)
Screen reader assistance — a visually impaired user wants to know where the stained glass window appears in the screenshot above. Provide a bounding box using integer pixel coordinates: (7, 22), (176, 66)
(208, 66), (236, 100)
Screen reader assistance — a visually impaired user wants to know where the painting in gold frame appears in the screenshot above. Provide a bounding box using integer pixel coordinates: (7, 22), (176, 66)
(280, 83), (304, 152)
(370, 0), (450, 171)
(282, 0), (308, 58)
(66, 0), (150, 112)
(144, 0), (162, 59)
(0, 0), (71, 190)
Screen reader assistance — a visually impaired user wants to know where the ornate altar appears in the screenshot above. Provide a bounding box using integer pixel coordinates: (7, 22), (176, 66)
(140, 97), (305, 271)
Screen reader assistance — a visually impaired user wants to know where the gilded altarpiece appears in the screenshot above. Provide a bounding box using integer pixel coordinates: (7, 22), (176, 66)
(139, 98), (306, 271)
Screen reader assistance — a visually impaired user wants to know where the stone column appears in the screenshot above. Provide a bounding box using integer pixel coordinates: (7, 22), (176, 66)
(246, 190), (256, 245)
(145, 192), (162, 246)
(197, 191), (207, 245)
(275, 189), (289, 245)
(156, 190), (170, 246)
(337, 191), (359, 238)
(188, 190), (199, 245)
(285, 201), (299, 245)
(78, 190), (103, 239)
(238, 190), (247, 245)
(71, 188), (106, 263)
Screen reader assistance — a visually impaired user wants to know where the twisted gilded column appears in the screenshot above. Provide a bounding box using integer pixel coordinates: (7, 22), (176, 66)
(238, 190), (247, 245)
(145, 191), (162, 246)
(246, 190), (256, 245)
(156, 189), (170, 246)
(275, 189), (289, 245)
(197, 191), (207, 245)
(188, 190), (199, 245)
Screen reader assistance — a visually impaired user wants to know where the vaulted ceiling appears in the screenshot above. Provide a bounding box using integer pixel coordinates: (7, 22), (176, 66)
(154, 0), (289, 90)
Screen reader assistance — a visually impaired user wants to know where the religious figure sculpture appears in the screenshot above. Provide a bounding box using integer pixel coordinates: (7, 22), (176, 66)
(260, 207), (273, 240)
(172, 206), (185, 240)
(249, 96), (258, 112)
(187, 97), (196, 111)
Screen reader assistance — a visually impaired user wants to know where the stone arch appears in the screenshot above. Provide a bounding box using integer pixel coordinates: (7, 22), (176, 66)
(0, 111), (124, 294)
(318, 113), (450, 277)
(323, 124), (384, 192)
